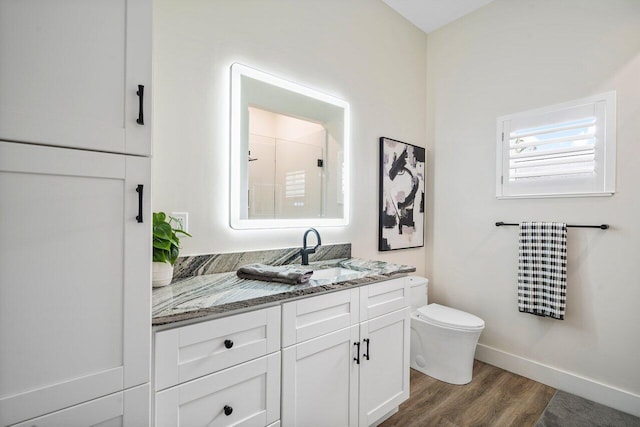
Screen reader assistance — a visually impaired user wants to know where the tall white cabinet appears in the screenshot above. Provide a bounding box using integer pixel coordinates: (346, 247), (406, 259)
(0, 0), (152, 425)
(0, 0), (151, 156)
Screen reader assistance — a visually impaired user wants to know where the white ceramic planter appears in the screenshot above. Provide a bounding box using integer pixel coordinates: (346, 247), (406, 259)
(152, 262), (174, 287)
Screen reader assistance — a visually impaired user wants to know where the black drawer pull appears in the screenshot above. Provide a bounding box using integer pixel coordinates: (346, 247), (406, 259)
(224, 339), (234, 349)
(363, 338), (370, 361)
(353, 342), (360, 364)
(136, 85), (145, 125)
(223, 405), (233, 416)
(135, 185), (143, 223)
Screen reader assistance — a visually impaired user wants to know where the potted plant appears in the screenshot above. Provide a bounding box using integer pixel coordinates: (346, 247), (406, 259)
(152, 212), (191, 287)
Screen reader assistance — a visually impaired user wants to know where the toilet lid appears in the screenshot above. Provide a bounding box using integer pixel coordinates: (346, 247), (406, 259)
(417, 303), (485, 331)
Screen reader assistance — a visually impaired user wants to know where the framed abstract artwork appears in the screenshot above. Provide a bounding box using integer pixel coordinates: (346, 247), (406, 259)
(379, 137), (426, 251)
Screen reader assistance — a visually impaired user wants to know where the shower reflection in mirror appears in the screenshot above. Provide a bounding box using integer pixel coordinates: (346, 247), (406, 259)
(247, 107), (341, 219)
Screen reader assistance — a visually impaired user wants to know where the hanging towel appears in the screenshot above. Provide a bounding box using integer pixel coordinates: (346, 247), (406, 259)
(236, 263), (313, 285)
(518, 222), (567, 320)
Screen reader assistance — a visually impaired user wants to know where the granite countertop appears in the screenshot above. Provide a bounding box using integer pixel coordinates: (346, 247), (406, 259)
(152, 257), (416, 327)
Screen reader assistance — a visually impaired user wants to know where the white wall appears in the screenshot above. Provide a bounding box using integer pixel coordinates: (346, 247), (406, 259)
(427, 0), (640, 415)
(153, 0), (428, 273)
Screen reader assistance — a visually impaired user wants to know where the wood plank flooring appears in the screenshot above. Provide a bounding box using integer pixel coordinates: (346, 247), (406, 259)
(381, 360), (556, 427)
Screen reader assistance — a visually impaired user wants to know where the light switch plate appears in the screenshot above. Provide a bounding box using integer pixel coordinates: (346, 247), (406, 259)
(170, 212), (189, 233)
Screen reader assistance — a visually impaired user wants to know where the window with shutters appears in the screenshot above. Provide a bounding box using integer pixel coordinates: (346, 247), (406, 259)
(496, 91), (616, 198)
(285, 170), (306, 198)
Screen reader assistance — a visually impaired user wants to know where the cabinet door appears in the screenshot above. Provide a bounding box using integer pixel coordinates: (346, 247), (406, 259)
(156, 353), (281, 427)
(11, 384), (149, 427)
(0, 142), (151, 426)
(358, 308), (410, 427)
(0, 0), (151, 155)
(282, 325), (359, 427)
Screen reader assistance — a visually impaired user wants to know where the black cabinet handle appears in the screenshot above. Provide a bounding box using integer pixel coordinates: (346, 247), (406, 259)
(363, 338), (370, 361)
(353, 342), (360, 364)
(136, 85), (144, 125)
(135, 185), (143, 223)
(223, 405), (233, 416)
(224, 339), (234, 349)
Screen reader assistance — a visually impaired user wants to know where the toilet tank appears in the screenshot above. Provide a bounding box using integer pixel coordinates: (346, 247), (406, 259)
(408, 276), (429, 309)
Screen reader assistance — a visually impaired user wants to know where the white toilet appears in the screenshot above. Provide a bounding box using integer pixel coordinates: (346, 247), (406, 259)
(408, 276), (485, 385)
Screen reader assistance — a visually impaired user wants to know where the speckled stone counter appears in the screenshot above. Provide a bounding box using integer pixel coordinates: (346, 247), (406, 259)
(152, 257), (416, 327)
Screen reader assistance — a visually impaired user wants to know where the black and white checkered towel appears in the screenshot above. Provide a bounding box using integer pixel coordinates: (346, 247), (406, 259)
(518, 222), (567, 320)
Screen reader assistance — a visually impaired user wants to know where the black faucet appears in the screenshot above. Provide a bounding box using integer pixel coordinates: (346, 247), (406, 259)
(300, 228), (321, 266)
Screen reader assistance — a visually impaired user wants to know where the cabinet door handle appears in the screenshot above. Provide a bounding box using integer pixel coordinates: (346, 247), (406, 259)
(224, 339), (234, 349)
(353, 342), (360, 364)
(363, 338), (370, 361)
(223, 405), (233, 416)
(135, 185), (143, 223)
(136, 85), (145, 125)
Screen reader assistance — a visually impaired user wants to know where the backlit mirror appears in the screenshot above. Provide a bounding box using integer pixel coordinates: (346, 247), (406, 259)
(230, 64), (350, 229)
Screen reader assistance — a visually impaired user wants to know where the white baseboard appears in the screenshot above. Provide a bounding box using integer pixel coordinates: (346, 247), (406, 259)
(475, 344), (640, 418)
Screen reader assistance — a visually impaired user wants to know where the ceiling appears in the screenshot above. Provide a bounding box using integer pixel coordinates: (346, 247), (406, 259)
(382, 0), (494, 33)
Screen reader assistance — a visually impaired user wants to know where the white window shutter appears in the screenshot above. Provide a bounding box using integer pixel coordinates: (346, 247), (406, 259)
(496, 91), (616, 198)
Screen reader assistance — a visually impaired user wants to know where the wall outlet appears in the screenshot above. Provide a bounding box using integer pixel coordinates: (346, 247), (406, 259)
(170, 212), (189, 233)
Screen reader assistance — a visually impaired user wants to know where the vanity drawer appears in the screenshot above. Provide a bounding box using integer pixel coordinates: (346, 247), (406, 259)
(155, 352), (280, 427)
(359, 277), (408, 321)
(12, 384), (149, 427)
(282, 288), (359, 347)
(155, 306), (281, 391)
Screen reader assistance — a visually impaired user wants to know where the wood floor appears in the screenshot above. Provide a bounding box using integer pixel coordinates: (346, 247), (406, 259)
(380, 360), (556, 427)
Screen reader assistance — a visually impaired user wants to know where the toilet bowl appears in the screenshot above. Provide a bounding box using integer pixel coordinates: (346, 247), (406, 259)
(408, 277), (484, 385)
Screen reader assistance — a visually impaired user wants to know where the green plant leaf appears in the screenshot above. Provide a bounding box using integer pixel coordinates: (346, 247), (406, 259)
(168, 245), (180, 265)
(153, 212), (167, 224)
(174, 229), (192, 237)
(153, 251), (168, 263)
(153, 239), (171, 250)
(153, 222), (172, 239)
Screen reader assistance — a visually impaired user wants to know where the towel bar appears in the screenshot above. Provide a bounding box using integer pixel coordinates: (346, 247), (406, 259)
(495, 221), (609, 230)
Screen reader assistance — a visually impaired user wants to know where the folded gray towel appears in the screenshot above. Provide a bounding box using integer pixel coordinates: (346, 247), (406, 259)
(236, 263), (313, 285)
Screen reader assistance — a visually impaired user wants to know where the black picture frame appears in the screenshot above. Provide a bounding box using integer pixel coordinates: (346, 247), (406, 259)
(379, 137), (426, 251)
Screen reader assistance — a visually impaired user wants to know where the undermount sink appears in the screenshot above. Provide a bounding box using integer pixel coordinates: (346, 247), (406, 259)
(310, 267), (360, 282)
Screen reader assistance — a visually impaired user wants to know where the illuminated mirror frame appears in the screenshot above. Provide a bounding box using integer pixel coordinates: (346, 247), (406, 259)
(230, 63), (350, 229)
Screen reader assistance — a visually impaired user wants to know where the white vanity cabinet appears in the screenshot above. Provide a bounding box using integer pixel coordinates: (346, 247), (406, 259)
(0, 142), (151, 426)
(0, 0), (152, 156)
(152, 276), (410, 427)
(153, 307), (282, 427)
(281, 278), (410, 427)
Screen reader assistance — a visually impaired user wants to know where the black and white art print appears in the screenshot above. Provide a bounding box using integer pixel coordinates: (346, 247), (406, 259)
(379, 137), (425, 251)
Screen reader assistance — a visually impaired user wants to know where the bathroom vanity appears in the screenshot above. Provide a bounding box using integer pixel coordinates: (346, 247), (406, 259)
(152, 253), (414, 427)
